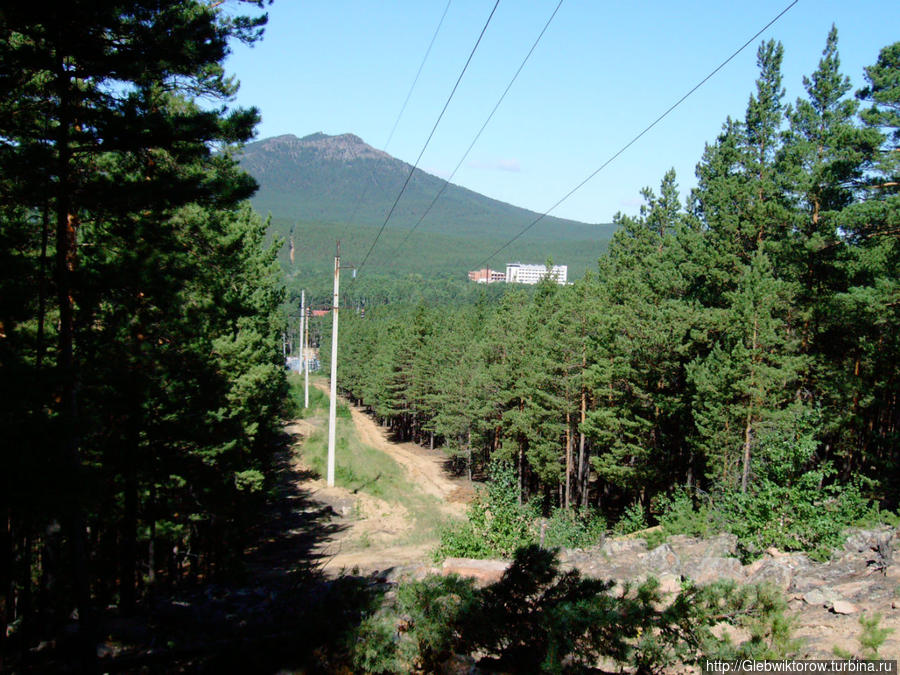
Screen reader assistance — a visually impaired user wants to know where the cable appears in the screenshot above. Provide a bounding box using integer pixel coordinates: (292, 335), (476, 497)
(382, 0), (565, 269)
(357, 0), (501, 273)
(385, 0), (453, 152)
(338, 0), (453, 243)
(476, 0), (799, 270)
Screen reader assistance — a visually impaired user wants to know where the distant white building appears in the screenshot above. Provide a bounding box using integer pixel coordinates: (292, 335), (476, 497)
(505, 262), (567, 285)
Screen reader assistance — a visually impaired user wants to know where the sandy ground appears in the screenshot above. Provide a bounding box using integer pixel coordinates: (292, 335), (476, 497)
(287, 382), (473, 576)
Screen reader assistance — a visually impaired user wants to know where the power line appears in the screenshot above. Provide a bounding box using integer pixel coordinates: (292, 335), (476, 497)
(357, 0), (501, 273)
(384, 0), (453, 152)
(338, 0), (453, 244)
(476, 0), (799, 271)
(382, 0), (565, 269)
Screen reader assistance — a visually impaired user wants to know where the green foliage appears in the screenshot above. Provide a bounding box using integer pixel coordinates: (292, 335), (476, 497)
(352, 574), (477, 674)
(654, 488), (713, 540)
(614, 502), (649, 536)
(542, 508), (606, 550)
(858, 612), (894, 658)
(435, 462), (536, 561)
(0, 0), (286, 634)
(352, 546), (795, 674)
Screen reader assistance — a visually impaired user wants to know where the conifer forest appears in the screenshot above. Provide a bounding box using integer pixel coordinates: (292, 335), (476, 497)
(1, 0), (899, 671)
(337, 32), (900, 519)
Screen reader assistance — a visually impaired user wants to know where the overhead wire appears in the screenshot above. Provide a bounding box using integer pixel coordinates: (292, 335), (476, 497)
(337, 0), (453, 245)
(475, 0), (799, 271)
(356, 0), (502, 274)
(381, 0), (565, 269)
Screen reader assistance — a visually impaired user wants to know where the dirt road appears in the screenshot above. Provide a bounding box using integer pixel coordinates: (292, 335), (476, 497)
(287, 383), (472, 576)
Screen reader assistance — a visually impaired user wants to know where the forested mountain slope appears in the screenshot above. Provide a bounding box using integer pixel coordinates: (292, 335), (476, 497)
(239, 132), (616, 282)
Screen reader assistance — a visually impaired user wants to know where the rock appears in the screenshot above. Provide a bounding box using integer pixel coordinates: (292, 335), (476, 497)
(831, 600), (857, 615)
(641, 543), (682, 575)
(442, 558), (510, 586)
(657, 572), (682, 595)
(668, 534), (738, 564)
(682, 556), (744, 585)
(748, 558), (794, 591)
(600, 538), (648, 559)
(705, 534), (739, 558)
(843, 527), (895, 554)
(802, 587), (842, 606)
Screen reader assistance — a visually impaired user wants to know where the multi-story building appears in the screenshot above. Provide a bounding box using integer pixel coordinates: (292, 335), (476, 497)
(505, 262), (567, 285)
(468, 268), (506, 284)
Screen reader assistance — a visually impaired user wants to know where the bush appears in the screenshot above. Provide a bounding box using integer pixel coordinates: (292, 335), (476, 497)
(654, 488), (713, 539)
(614, 502), (648, 535)
(353, 546), (796, 673)
(434, 462), (535, 561)
(541, 507), (606, 550)
(351, 574), (477, 673)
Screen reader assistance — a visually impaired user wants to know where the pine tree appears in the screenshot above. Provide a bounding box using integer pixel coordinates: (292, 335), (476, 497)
(0, 0), (277, 653)
(688, 251), (805, 491)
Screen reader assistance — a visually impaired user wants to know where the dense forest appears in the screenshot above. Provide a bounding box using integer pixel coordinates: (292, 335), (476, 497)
(0, 0), (287, 664)
(2, 1), (899, 669)
(334, 33), (900, 540)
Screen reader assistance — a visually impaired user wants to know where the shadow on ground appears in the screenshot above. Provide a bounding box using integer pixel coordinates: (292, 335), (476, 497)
(13, 428), (387, 674)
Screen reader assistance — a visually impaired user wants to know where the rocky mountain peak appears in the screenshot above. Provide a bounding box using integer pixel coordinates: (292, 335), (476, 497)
(259, 131), (390, 163)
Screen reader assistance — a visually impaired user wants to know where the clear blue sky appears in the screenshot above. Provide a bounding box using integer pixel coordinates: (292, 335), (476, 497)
(225, 0), (899, 226)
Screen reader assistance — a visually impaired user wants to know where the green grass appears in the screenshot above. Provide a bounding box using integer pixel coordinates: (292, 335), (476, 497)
(288, 374), (455, 540)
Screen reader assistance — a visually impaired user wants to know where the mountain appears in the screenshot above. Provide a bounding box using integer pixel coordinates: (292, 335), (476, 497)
(237, 132), (617, 282)
(239, 133), (613, 242)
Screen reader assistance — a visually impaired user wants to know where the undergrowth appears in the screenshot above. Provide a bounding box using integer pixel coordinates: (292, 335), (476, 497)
(351, 545), (797, 673)
(434, 463), (606, 561)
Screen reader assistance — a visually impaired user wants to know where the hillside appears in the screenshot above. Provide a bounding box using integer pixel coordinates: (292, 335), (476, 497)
(238, 133), (616, 280)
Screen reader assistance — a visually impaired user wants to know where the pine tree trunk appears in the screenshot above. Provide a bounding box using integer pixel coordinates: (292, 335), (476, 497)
(741, 316), (759, 493)
(741, 411), (753, 494)
(1, 509), (11, 653)
(518, 442), (524, 506)
(564, 412), (572, 509)
(120, 456), (138, 614)
(54, 65), (95, 669)
(466, 430), (472, 482)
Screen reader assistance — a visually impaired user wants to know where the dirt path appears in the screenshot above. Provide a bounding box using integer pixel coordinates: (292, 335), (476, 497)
(285, 382), (472, 576)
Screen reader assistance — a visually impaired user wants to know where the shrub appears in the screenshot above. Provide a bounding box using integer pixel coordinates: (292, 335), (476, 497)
(354, 546), (796, 673)
(541, 507), (606, 550)
(434, 462), (535, 560)
(614, 502), (648, 535)
(654, 487), (713, 539)
(351, 574), (477, 673)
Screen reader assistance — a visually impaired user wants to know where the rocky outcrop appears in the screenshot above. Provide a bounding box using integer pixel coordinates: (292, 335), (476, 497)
(436, 528), (899, 658)
(441, 558), (510, 586)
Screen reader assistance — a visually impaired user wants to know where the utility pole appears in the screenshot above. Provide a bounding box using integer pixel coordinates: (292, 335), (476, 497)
(299, 290), (305, 375)
(326, 242), (356, 487)
(301, 289), (309, 408)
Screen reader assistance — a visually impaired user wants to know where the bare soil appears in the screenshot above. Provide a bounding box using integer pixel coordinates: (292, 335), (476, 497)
(287, 384), (472, 577)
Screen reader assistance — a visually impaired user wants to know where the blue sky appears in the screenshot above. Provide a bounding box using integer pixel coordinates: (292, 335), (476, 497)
(225, 0), (899, 226)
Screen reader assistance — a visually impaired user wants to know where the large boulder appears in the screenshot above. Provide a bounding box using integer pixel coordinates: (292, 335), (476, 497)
(640, 543), (682, 576)
(747, 558), (795, 591)
(600, 537), (648, 559)
(682, 556), (744, 585)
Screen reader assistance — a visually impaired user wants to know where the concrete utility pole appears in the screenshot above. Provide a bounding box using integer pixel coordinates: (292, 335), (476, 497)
(299, 289), (305, 375)
(327, 249), (339, 486)
(326, 243), (356, 487)
(301, 289), (309, 408)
